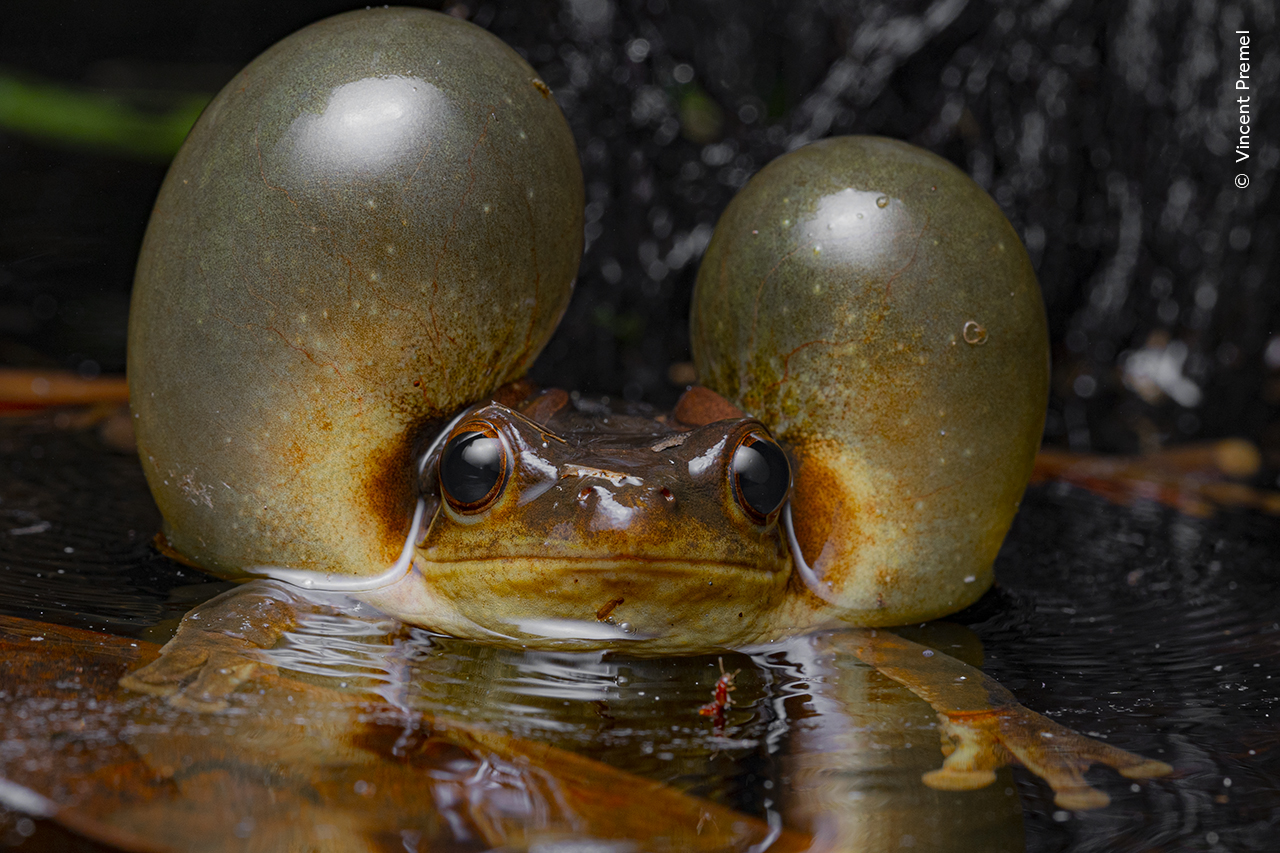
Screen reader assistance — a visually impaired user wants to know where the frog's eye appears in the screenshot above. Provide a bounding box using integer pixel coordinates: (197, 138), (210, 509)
(731, 433), (791, 522)
(439, 425), (509, 511)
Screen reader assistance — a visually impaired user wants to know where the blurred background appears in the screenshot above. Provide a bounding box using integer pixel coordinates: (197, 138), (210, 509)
(0, 0), (1276, 455)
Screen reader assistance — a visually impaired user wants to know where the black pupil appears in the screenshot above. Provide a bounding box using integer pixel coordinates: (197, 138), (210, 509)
(440, 431), (504, 506)
(732, 437), (790, 518)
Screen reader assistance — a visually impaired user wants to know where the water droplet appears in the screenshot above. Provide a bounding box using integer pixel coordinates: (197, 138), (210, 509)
(619, 622), (634, 633)
(963, 321), (988, 345)
(875, 195), (889, 208)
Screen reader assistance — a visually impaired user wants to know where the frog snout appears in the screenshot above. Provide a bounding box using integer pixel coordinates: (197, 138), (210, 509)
(553, 465), (682, 529)
(561, 464), (643, 488)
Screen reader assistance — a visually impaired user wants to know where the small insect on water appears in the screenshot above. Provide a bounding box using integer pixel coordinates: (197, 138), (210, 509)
(698, 657), (740, 731)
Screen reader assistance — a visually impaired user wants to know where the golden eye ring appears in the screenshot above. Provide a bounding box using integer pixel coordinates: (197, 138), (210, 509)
(438, 422), (509, 512)
(730, 431), (791, 523)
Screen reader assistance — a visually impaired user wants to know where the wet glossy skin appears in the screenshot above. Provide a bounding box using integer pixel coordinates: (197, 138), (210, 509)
(128, 8), (1047, 647)
(362, 138), (1051, 649)
(128, 8), (583, 583)
(361, 386), (802, 651)
(693, 136), (1049, 626)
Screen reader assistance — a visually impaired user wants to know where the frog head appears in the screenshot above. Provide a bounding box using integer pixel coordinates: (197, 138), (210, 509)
(363, 385), (817, 652)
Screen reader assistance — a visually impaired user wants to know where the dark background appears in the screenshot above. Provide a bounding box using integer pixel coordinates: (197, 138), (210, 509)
(0, 0), (1276, 455)
(2, 7), (1280, 850)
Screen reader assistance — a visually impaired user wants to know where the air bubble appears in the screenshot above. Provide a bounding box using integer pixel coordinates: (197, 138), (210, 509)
(963, 321), (988, 345)
(875, 195), (889, 208)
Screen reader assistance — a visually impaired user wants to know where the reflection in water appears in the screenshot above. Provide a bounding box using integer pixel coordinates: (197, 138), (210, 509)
(261, 604), (1027, 850)
(777, 633), (1023, 851)
(2, 417), (1280, 850)
(2, 615), (805, 852)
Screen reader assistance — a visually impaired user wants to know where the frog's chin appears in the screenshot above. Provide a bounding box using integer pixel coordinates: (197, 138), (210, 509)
(354, 557), (803, 653)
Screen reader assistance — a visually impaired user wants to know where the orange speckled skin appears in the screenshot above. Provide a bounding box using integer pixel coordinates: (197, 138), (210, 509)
(128, 9), (583, 581)
(692, 137), (1049, 627)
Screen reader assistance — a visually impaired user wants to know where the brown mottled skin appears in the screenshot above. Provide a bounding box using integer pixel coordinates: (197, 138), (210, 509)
(122, 10), (1169, 812)
(354, 383), (808, 650)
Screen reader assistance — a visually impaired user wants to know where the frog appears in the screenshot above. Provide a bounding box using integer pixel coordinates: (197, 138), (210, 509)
(123, 376), (1170, 811)
(118, 5), (1171, 817)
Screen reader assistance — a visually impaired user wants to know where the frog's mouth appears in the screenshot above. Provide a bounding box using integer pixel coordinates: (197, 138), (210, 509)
(420, 554), (788, 597)
(356, 548), (794, 651)
(425, 554), (779, 571)
(428, 554), (789, 636)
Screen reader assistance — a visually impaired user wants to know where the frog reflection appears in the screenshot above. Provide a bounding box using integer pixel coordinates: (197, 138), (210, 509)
(125, 385), (1170, 812)
(119, 600), (1028, 852)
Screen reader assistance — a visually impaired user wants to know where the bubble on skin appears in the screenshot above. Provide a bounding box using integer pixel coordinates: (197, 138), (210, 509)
(875, 195), (890, 208)
(963, 321), (988, 345)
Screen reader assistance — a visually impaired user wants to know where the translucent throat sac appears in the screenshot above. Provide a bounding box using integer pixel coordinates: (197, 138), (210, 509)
(245, 409), (472, 592)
